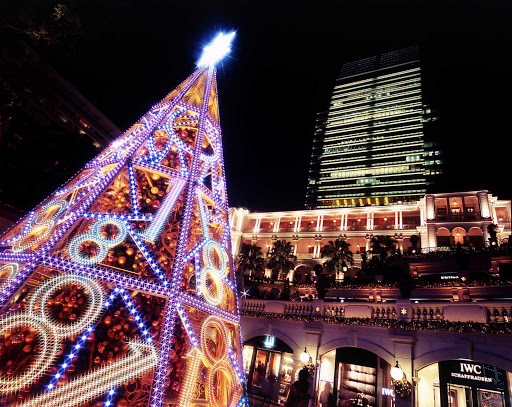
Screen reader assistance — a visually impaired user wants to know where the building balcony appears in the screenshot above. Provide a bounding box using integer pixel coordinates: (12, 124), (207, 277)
(240, 298), (512, 330)
(434, 212), (483, 222)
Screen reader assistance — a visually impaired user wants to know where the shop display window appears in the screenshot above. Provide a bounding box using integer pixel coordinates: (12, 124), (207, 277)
(242, 336), (295, 404)
(278, 353), (294, 404)
(418, 361), (511, 407)
(338, 363), (376, 406)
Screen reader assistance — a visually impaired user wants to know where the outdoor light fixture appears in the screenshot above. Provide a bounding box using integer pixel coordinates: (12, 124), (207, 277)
(390, 361), (412, 399)
(300, 347), (310, 364)
(197, 31), (236, 67)
(390, 361), (404, 381)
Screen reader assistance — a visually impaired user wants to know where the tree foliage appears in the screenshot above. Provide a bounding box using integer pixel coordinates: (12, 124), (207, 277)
(321, 238), (354, 277)
(2, 1), (83, 46)
(237, 243), (264, 276)
(267, 240), (296, 280)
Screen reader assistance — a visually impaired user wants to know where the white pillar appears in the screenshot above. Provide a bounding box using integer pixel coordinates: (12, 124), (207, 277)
(478, 191), (491, 219)
(254, 218), (262, 233)
(319, 215), (325, 232)
(294, 216), (301, 232)
(273, 217), (281, 233)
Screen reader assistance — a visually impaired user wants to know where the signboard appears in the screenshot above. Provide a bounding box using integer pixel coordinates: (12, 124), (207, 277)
(263, 335), (276, 349)
(382, 387), (395, 397)
(439, 360), (507, 392)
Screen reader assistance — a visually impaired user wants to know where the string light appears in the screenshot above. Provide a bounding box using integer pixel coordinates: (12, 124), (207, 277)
(19, 341), (158, 407)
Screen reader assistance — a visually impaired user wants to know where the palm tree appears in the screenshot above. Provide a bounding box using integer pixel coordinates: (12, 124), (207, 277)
(321, 238), (354, 280)
(367, 235), (397, 274)
(267, 240), (296, 280)
(237, 243), (264, 276)
(487, 224), (499, 248)
(369, 235), (397, 262)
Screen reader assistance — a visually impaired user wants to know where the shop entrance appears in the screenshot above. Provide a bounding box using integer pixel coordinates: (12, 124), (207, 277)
(243, 336), (294, 404)
(319, 347), (393, 407)
(418, 360), (511, 407)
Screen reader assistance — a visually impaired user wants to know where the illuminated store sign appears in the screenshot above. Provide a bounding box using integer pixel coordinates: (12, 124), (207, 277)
(439, 360), (506, 391)
(264, 335), (276, 348)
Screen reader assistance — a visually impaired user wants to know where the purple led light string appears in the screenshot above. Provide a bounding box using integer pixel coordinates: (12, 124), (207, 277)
(26, 102), (168, 262)
(128, 163), (141, 216)
(149, 67), (214, 407)
(211, 66), (246, 382)
(40, 256), (170, 298)
(0, 260), (38, 307)
(131, 159), (188, 182)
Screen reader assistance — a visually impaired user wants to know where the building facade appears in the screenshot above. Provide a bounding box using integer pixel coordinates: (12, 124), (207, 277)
(306, 46), (441, 209)
(231, 190), (510, 279)
(230, 190), (512, 407)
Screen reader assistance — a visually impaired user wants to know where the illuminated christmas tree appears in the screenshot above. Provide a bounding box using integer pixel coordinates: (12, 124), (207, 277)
(0, 32), (247, 407)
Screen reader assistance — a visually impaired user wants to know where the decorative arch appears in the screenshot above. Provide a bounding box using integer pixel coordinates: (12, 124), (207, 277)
(452, 227), (467, 246)
(468, 227), (484, 248)
(318, 338), (395, 366)
(292, 264), (313, 283)
(436, 227), (451, 247)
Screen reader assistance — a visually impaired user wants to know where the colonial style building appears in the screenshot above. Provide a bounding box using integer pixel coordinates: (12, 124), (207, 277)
(231, 190), (510, 280)
(230, 190), (512, 407)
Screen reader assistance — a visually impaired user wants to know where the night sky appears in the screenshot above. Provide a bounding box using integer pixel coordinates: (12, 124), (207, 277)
(13, 0), (512, 211)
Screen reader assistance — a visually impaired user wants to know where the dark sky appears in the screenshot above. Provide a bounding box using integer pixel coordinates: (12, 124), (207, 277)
(36, 0), (512, 211)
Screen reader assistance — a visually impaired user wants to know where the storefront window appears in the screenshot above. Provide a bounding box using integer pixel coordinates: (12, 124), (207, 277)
(243, 345), (254, 377)
(242, 336), (295, 404)
(418, 360), (511, 407)
(321, 347), (392, 407)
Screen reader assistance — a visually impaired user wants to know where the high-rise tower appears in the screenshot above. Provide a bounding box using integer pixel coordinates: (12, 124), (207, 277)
(0, 33), (246, 407)
(306, 46), (441, 209)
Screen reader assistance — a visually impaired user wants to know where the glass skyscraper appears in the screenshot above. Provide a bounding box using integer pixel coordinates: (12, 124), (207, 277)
(306, 46), (441, 209)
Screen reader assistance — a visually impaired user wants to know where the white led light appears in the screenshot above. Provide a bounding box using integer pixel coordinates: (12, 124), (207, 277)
(19, 341), (158, 407)
(0, 314), (59, 394)
(27, 274), (105, 339)
(0, 263), (19, 292)
(12, 198), (68, 252)
(68, 218), (128, 265)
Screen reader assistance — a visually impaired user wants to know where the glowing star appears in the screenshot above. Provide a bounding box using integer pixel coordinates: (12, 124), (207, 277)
(240, 289), (251, 299)
(197, 32), (236, 67)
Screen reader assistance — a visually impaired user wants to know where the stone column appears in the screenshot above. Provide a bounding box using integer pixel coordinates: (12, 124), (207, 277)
(391, 336), (417, 407)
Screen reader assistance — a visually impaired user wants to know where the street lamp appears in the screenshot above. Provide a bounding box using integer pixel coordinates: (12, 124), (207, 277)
(390, 361), (404, 381)
(300, 347), (310, 364)
(390, 361), (412, 399)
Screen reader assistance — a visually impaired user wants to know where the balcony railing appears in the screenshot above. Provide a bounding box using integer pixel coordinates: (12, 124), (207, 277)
(256, 224), (420, 234)
(435, 212), (482, 222)
(240, 298), (512, 331)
